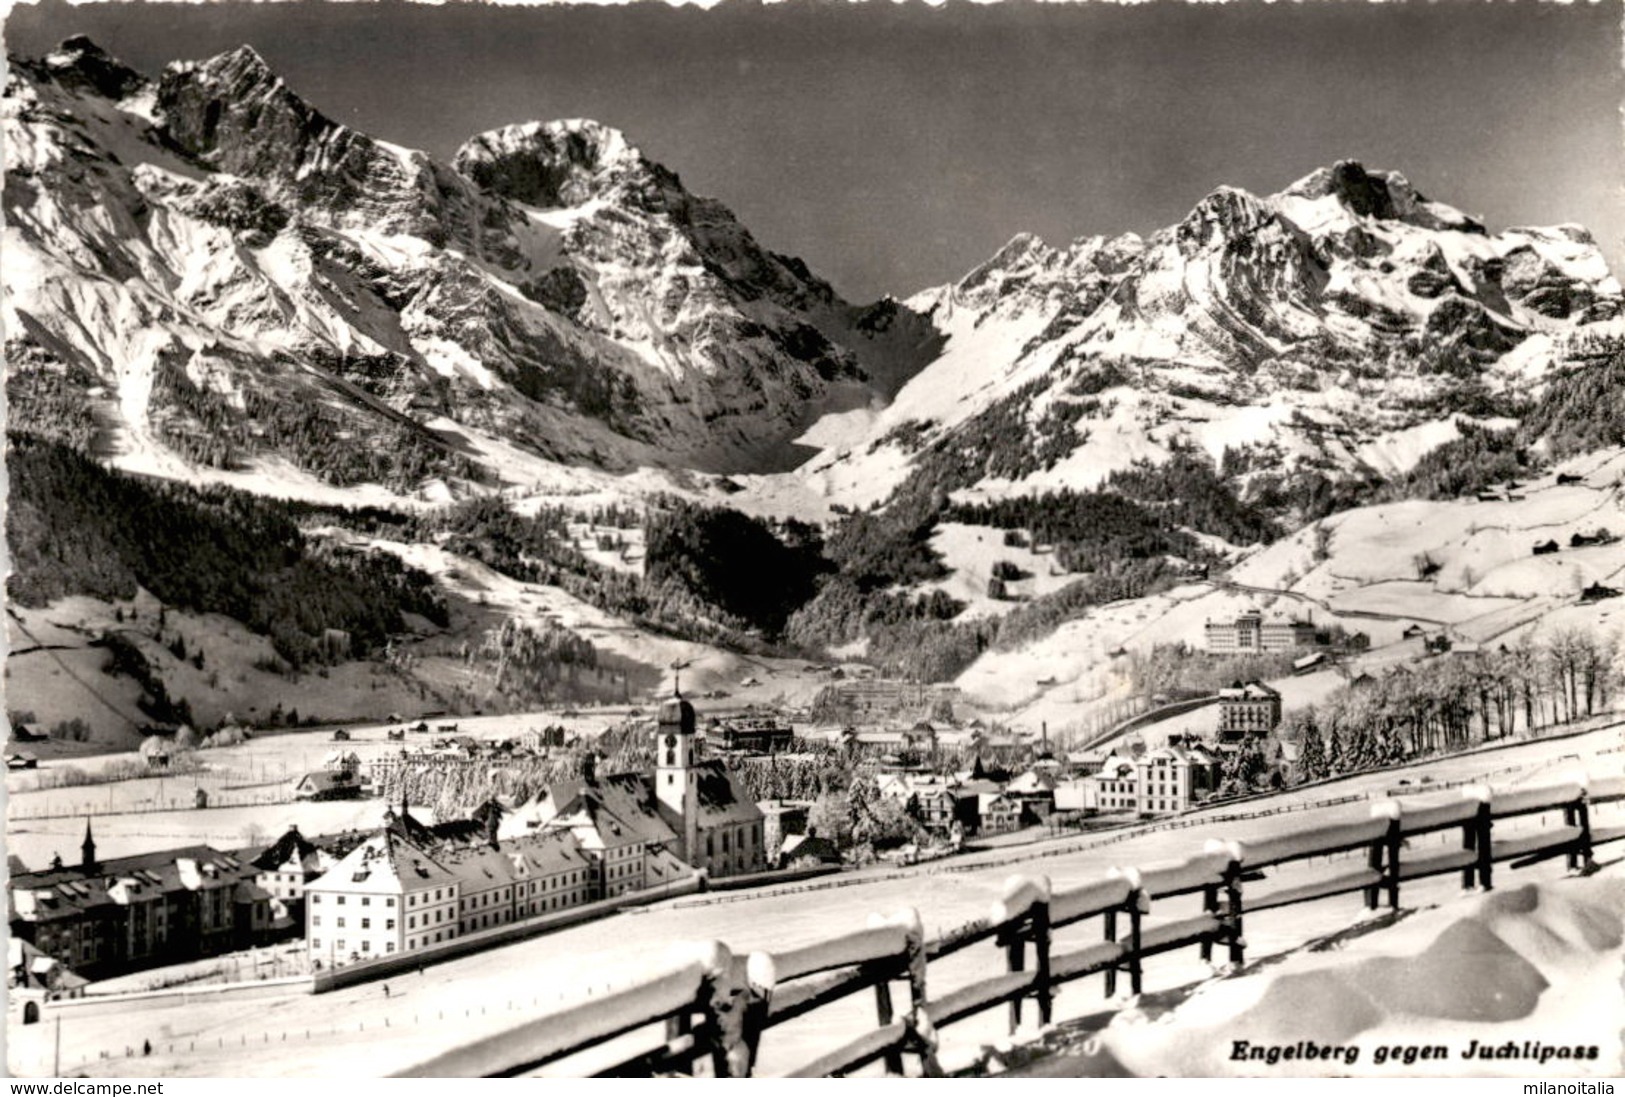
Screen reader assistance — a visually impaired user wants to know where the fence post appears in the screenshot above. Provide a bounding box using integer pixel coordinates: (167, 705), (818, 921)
(866, 908), (928, 1077)
(734, 953), (776, 1078)
(1032, 882), (1053, 1027)
(1214, 842), (1244, 966)
(1001, 921), (1025, 1033)
(1364, 835), (1383, 910)
(1384, 811), (1403, 909)
(690, 940), (748, 1079)
(895, 909), (940, 1077)
(1474, 790), (1494, 891)
(1104, 867), (1144, 997)
(1199, 879), (1219, 963)
(1461, 786), (1491, 890)
(1127, 891), (1145, 995)
(1103, 906), (1119, 998)
(992, 875), (1051, 1033)
(1564, 776), (1597, 874)
(1369, 801), (1402, 910)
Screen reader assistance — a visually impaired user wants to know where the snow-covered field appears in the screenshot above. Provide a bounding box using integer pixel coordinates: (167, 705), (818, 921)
(5, 706), (637, 867)
(917, 524), (1081, 620)
(14, 726), (1621, 1079)
(5, 590), (453, 749)
(944, 458), (1625, 723)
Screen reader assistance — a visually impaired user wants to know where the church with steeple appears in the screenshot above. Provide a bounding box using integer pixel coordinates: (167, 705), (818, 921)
(504, 680), (768, 883)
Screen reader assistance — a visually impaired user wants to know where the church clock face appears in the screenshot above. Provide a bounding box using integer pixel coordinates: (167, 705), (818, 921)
(665, 735), (677, 748)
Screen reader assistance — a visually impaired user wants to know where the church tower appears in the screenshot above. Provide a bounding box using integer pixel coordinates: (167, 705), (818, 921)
(655, 677), (699, 864)
(80, 818), (97, 871)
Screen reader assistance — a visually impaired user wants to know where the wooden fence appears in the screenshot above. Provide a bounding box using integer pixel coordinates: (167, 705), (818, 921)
(397, 772), (1625, 1078)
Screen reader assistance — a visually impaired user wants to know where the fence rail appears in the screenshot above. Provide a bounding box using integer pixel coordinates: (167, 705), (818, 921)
(400, 770), (1625, 1078)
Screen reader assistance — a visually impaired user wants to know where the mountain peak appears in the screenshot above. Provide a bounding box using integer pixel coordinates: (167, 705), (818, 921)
(454, 119), (646, 208)
(1283, 160), (1483, 234)
(42, 35), (146, 101)
(1176, 185), (1277, 255)
(1285, 159), (1402, 219)
(163, 43), (277, 92)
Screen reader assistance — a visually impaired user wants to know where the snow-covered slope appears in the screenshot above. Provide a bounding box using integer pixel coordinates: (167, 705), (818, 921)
(3, 37), (926, 499)
(792, 161), (1624, 510)
(954, 451), (1625, 727)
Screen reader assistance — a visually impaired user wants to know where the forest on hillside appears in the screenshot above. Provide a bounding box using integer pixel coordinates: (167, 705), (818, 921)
(6, 432), (449, 668)
(1382, 343), (1625, 502)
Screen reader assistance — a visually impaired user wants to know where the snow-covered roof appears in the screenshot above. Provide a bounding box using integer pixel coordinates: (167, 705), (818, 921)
(308, 832), (457, 895)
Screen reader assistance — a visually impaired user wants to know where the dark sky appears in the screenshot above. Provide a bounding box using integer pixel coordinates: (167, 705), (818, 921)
(6, 0), (1621, 301)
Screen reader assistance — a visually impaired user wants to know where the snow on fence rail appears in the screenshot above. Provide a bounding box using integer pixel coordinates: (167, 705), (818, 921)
(413, 772), (1625, 1078)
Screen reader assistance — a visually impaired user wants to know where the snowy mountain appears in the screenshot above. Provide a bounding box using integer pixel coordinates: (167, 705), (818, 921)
(794, 160), (1623, 513)
(9, 37), (1625, 743)
(4, 38), (929, 498)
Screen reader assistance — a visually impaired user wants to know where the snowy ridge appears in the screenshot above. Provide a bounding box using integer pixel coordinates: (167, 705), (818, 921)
(791, 161), (1622, 511)
(3, 37), (913, 504)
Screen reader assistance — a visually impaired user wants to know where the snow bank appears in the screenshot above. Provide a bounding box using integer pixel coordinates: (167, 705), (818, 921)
(1098, 872), (1625, 1076)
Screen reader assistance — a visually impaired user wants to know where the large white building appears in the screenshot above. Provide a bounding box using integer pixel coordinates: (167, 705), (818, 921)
(305, 810), (599, 967)
(305, 691), (767, 967)
(305, 829), (460, 966)
(1205, 609), (1317, 654)
(1066, 744), (1223, 816)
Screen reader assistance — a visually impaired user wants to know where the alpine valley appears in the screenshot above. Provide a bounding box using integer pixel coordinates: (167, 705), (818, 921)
(8, 37), (1625, 749)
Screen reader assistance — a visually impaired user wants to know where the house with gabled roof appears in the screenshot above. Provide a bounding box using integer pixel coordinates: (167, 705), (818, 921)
(1089, 752), (1140, 812)
(304, 826), (459, 967)
(976, 792), (1021, 834)
(1134, 742), (1221, 815)
(9, 936), (88, 1026)
(1217, 680), (1282, 742)
(1003, 769), (1057, 824)
(293, 768), (365, 801)
(251, 826), (343, 932)
(542, 781), (665, 900)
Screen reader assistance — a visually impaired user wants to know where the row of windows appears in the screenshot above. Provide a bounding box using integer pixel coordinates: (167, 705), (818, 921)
(462, 909), (512, 932)
(460, 888), (511, 911)
(522, 892), (584, 917)
(312, 895), (398, 907)
(704, 824), (764, 858)
(312, 917), (397, 930)
(313, 939), (397, 955)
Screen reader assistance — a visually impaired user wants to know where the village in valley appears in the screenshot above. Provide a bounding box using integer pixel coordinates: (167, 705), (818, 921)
(11, 587), (1622, 1052)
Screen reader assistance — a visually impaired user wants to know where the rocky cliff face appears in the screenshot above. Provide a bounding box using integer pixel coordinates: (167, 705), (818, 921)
(796, 159), (1623, 513)
(3, 38), (911, 494)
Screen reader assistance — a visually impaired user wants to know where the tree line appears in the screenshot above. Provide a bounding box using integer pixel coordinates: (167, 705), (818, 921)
(1282, 628), (1621, 785)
